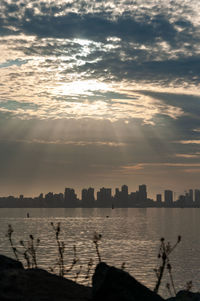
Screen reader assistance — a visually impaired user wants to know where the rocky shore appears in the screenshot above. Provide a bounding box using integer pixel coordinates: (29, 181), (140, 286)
(0, 255), (199, 301)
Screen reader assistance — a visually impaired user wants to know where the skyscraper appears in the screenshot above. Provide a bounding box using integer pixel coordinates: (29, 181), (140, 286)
(82, 187), (95, 207)
(121, 184), (129, 204)
(195, 189), (200, 205)
(164, 190), (173, 206)
(156, 194), (162, 203)
(64, 188), (77, 207)
(189, 189), (193, 202)
(139, 184), (147, 204)
(97, 187), (112, 207)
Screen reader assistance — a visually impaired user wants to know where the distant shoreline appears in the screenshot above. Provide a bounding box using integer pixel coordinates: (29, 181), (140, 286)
(0, 205), (200, 208)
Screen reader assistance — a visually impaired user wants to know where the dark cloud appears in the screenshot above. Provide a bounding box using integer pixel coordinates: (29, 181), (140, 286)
(1, 0), (199, 86)
(135, 91), (200, 155)
(77, 56), (200, 85)
(0, 0), (197, 47)
(138, 91), (200, 119)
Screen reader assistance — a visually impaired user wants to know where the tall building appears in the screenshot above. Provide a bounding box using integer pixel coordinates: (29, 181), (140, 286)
(45, 192), (54, 200)
(82, 189), (88, 202)
(39, 193), (43, 200)
(156, 194), (162, 203)
(139, 184), (147, 203)
(115, 188), (120, 199)
(164, 190), (173, 206)
(64, 188), (77, 207)
(97, 187), (112, 207)
(121, 184), (129, 204)
(129, 191), (139, 206)
(121, 185), (128, 195)
(82, 187), (95, 207)
(54, 193), (64, 206)
(88, 187), (95, 201)
(195, 189), (200, 205)
(45, 192), (54, 207)
(189, 189), (193, 202)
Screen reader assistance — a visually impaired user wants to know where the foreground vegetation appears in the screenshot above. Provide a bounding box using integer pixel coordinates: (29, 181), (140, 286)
(6, 223), (192, 297)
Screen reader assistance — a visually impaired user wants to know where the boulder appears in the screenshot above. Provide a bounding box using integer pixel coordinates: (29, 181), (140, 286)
(0, 255), (23, 271)
(92, 262), (164, 301)
(167, 290), (200, 301)
(2, 255), (200, 301)
(0, 255), (92, 301)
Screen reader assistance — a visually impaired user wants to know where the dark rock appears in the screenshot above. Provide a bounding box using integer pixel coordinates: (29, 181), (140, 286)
(0, 255), (23, 271)
(92, 262), (164, 301)
(4, 255), (200, 301)
(167, 290), (200, 301)
(0, 256), (92, 301)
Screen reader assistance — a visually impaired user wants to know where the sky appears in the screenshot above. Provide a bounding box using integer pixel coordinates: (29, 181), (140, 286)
(0, 0), (200, 199)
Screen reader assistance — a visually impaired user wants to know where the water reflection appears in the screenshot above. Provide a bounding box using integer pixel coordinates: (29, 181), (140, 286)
(0, 208), (200, 297)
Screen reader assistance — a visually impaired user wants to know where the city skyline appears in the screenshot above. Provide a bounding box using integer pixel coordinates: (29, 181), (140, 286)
(0, 180), (200, 200)
(0, 0), (200, 194)
(1, 184), (200, 208)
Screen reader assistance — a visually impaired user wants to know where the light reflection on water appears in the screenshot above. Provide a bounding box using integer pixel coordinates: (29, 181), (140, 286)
(0, 208), (200, 298)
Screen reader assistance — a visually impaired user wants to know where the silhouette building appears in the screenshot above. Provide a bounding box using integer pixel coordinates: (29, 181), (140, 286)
(64, 188), (77, 207)
(195, 189), (200, 205)
(139, 185), (147, 204)
(156, 194), (162, 203)
(164, 190), (173, 206)
(82, 187), (95, 207)
(97, 187), (112, 207)
(189, 189), (193, 202)
(3, 184), (200, 208)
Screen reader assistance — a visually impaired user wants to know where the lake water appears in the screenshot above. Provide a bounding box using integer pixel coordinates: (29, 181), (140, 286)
(0, 208), (199, 298)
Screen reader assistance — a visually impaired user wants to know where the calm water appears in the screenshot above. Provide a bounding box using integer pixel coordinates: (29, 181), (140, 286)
(0, 208), (199, 297)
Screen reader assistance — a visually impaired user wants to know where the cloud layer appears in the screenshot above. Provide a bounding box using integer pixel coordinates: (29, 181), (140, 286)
(0, 0), (200, 196)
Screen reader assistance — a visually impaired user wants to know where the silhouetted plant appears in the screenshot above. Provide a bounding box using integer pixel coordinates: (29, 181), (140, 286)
(6, 223), (188, 294)
(50, 222), (80, 277)
(154, 235), (181, 294)
(51, 222), (65, 277)
(166, 283), (172, 297)
(6, 224), (40, 268)
(74, 264), (82, 283)
(21, 247), (31, 268)
(93, 232), (102, 263)
(6, 224), (19, 261)
(167, 262), (176, 295)
(186, 280), (193, 291)
(19, 235), (40, 268)
(65, 245), (79, 273)
(121, 262), (126, 270)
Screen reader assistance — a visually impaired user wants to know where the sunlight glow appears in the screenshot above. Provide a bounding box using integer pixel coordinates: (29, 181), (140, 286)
(54, 80), (109, 96)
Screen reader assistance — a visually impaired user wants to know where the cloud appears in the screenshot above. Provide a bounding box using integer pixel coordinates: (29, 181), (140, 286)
(0, 89), (185, 123)
(179, 140), (200, 144)
(0, 0), (198, 44)
(0, 0), (200, 195)
(0, 137), (126, 147)
(175, 153), (200, 158)
(137, 91), (200, 117)
(184, 169), (200, 173)
(121, 162), (200, 175)
(1, 0), (200, 124)
(135, 90), (200, 143)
